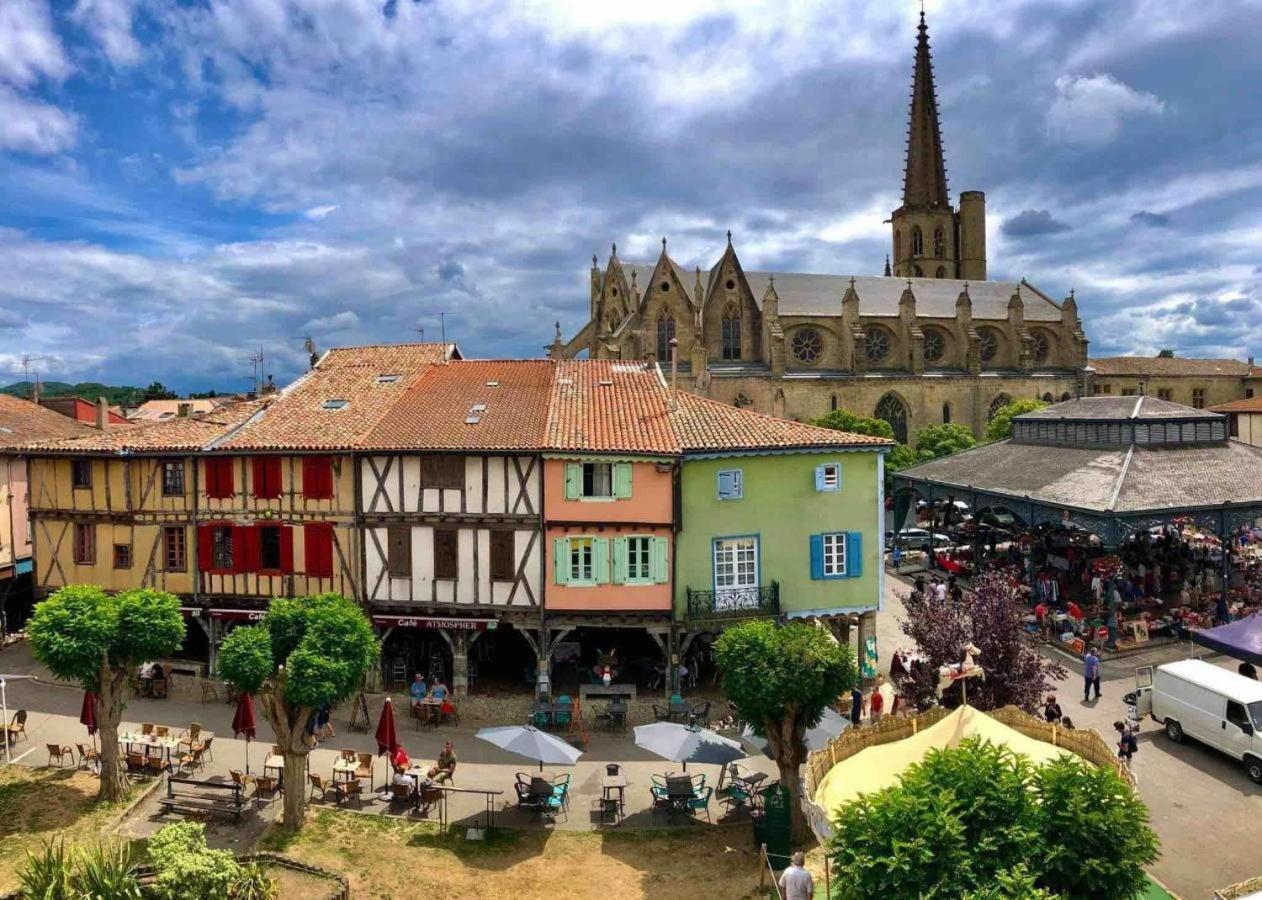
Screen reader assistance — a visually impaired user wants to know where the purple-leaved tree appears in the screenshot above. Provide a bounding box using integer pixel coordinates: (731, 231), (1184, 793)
(899, 572), (1066, 713)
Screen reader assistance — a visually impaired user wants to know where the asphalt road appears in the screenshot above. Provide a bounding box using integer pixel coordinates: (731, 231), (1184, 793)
(877, 575), (1261, 899)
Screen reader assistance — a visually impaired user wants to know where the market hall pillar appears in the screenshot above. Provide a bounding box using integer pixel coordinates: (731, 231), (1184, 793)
(438, 628), (484, 698)
(856, 610), (877, 687)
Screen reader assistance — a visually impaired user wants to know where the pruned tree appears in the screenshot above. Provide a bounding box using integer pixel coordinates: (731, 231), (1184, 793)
(28, 586), (185, 802)
(912, 423), (977, 461)
(217, 593), (377, 830)
(715, 620), (856, 844)
(983, 399), (1048, 443)
(899, 572), (1065, 713)
(812, 409), (895, 440)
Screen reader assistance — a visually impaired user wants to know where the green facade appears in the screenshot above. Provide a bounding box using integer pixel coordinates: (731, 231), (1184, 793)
(675, 449), (884, 620)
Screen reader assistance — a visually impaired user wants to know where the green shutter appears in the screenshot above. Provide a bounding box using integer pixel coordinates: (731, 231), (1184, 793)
(651, 537), (669, 584)
(593, 537), (610, 584)
(564, 463), (581, 500)
(553, 538), (569, 585)
(612, 537), (628, 584)
(613, 462), (633, 499)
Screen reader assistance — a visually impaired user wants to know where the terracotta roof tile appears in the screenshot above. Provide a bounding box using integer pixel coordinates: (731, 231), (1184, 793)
(217, 343), (459, 451)
(363, 360), (555, 451)
(668, 392), (893, 452)
(546, 360), (679, 454)
(0, 395), (98, 448)
(1209, 396), (1262, 414)
(1089, 356), (1251, 377)
(20, 400), (266, 454)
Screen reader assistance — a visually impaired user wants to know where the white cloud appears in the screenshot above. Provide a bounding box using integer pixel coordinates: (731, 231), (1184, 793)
(304, 204), (339, 220)
(0, 0), (71, 87)
(0, 87), (77, 154)
(71, 0), (142, 67)
(302, 310), (359, 333)
(1045, 73), (1164, 145)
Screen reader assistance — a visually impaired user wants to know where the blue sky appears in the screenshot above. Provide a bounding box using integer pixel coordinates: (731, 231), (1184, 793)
(2, 0), (1260, 393)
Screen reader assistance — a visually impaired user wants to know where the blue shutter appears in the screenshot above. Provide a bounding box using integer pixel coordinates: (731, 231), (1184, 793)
(613, 463), (633, 499)
(564, 464), (581, 500)
(612, 537), (628, 584)
(717, 470), (742, 500)
(846, 532), (863, 578)
(809, 534), (824, 580)
(814, 465), (827, 492)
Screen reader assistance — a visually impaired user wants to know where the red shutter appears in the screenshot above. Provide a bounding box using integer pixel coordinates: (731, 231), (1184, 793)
(231, 525), (254, 573)
(302, 456), (334, 500)
(206, 458), (234, 499)
(281, 525), (295, 574)
(305, 523), (333, 577)
(252, 458), (282, 499)
(197, 524), (213, 571)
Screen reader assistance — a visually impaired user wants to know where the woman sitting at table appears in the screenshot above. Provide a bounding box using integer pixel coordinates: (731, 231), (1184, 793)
(430, 679), (449, 702)
(428, 741), (457, 783)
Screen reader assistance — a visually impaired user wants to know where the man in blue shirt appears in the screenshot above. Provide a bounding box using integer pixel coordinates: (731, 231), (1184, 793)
(1083, 648), (1101, 702)
(409, 674), (427, 705)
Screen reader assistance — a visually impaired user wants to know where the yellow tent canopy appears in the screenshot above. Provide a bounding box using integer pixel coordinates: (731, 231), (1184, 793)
(815, 705), (1071, 813)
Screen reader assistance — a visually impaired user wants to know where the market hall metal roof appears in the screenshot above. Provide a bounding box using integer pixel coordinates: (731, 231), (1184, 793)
(895, 396), (1262, 518)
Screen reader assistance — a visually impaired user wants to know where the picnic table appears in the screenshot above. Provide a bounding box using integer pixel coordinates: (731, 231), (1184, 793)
(413, 698), (442, 728)
(601, 771), (627, 820)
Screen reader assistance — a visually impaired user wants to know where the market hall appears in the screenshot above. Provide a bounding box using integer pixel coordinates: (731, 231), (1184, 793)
(893, 397), (1262, 657)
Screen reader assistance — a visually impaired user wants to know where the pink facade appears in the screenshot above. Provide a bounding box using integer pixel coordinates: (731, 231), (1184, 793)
(1, 456), (31, 576)
(543, 458), (674, 613)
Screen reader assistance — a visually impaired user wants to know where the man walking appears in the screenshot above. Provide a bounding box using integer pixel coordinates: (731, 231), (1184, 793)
(1083, 647), (1101, 702)
(778, 852), (815, 900)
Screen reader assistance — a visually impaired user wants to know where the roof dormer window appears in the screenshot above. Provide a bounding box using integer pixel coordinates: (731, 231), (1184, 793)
(322, 399), (349, 410)
(375, 374), (401, 384)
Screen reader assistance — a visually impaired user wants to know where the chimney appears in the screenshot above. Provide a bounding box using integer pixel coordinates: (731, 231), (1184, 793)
(669, 337), (679, 411)
(95, 396), (109, 431)
(30, 379), (41, 406)
(178, 402), (191, 418)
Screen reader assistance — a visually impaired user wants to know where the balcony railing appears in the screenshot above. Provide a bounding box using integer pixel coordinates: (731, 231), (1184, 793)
(685, 581), (779, 621)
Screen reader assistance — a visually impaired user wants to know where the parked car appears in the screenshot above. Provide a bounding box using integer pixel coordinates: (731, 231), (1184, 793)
(885, 527), (953, 552)
(1135, 659), (1262, 783)
(973, 506), (1021, 530)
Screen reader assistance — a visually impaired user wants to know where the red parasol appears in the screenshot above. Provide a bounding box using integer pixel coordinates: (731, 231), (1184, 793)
(79, 691), (98, 745)
(375, 697), (398, 757)
(232, 693), (257, 774)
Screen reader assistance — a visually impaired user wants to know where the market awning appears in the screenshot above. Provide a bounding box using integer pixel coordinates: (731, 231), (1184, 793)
(1191, 615), (1262, 666)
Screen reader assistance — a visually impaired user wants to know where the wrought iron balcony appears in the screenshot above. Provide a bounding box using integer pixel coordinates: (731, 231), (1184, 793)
(685, 581), (779, 621)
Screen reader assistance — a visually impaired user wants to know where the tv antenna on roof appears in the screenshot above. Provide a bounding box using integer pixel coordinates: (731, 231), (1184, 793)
(295, 335), (318, 369)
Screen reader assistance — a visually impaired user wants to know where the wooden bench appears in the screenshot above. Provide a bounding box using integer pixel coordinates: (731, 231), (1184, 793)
(159, 776), (246, 822)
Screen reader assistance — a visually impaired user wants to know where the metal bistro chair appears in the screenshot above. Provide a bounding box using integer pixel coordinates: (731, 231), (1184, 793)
(688, 786), (714, 823)
(46, 743), (74, 767)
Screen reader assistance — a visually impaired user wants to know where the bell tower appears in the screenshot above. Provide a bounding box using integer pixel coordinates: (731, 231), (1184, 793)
(890, 11), (986, 281)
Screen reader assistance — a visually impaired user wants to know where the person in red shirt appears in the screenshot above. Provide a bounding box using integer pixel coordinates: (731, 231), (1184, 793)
(869, 687), (885, 723)
(1067, 600), (1084, 623)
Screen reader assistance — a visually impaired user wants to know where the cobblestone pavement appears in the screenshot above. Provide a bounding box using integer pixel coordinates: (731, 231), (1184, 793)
(878, 573), (1260, 899)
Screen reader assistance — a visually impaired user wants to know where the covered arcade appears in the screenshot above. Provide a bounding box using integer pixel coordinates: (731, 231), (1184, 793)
(894, 397), (1262, 648)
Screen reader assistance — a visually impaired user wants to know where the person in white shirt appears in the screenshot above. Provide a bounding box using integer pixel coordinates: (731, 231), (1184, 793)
(934, 580), (947, 603)
(778, 853), (815, 900)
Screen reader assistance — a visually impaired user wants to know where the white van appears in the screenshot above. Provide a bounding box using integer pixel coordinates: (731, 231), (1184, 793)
(1135, 658), (1262, 783)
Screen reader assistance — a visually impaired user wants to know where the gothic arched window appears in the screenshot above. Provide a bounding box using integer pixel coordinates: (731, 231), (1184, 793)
(988, 393), (1013, 422)
(894, 230), (902, 261)
(911, 226), (924, 256)
(721, 303), (741, 360)
(1060, 392), (1072, 402)
(1042, 392), (1054, 403)
(875, 393), (910, 444)
(933, 226), (945, 257)
(830, 394), (838, 412)
(913, 265), (924, 277)
(656, 313), (675, 362)
(942, 402), (951, 424)
(935, 266), (947, 279)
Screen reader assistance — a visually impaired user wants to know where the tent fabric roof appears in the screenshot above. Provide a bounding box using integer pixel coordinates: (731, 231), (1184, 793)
(1190, 616), (1262, 667)
(814, 705), (1069, 812)
(1019, 395), (1220, 422)
(896, 437), (1262, 514)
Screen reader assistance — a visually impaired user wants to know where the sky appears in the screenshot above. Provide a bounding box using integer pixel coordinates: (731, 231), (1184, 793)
(2, 0), (1261, 393)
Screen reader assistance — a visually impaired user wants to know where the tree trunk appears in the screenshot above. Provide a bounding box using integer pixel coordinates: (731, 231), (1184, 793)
(261, 675), (312, 831)
(766, 711), (811, 846)
(95, 663), (130, 803)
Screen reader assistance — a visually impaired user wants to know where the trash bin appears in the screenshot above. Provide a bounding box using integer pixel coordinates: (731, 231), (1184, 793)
(753, 784), (792, 869)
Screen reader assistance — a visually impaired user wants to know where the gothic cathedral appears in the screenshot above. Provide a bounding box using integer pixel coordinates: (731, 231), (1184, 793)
(549, 11), (1090, 441)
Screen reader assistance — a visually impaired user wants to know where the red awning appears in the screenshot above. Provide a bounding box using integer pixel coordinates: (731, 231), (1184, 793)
(371, 615), (495, 630)
(209, 608), (267, 622)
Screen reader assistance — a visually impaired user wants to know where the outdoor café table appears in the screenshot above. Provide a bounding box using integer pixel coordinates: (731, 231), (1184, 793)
(414, 699), (442, 728)
(601, 771), (627, 817)
(606, 700), (627, 733)
(665, 775), (695, 816)
(332, 759), (358, 783)
(118, 733), (180, 762)
(264, 755), (285, 785)
(668, 700), (691, 723)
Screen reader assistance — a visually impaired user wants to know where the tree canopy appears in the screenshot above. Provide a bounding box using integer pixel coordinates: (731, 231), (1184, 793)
(812, 409), (895, 440)
(984, 399), (1048, 443)
(715, 620), (855, 842)
(912, 423), (978, 461)
(828, 738), (1159, 899)
(28, 585), (185, 691)
(899, 572), (1065, 713)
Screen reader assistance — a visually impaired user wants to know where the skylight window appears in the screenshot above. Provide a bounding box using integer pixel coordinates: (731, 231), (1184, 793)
(322, 399), (349, 410)
(375, 374), (401, 384)
(485, 380), (500, 387)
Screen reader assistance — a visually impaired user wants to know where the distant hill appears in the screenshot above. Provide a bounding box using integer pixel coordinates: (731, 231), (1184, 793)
(0, 381), (146, 407)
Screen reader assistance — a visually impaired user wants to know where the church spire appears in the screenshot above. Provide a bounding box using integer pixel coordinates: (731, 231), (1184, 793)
(902, 10), (950, 210)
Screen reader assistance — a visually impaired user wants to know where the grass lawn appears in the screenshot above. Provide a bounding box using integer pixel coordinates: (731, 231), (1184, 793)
(0, 765), (132, 893)
(262, 811), (779, 900)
